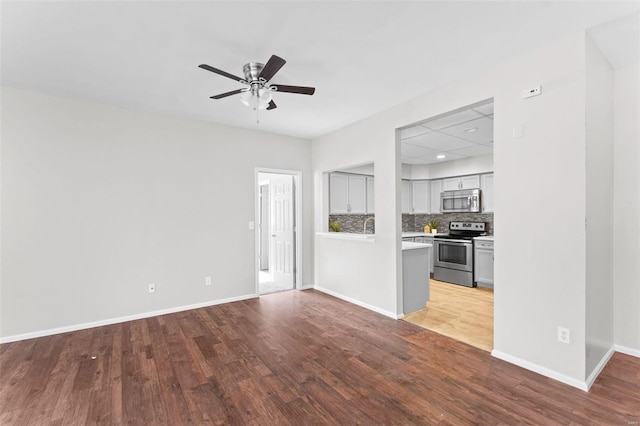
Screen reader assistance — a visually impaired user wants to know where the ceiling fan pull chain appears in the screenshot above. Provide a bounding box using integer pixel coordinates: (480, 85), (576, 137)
(255, 97), (260, 123)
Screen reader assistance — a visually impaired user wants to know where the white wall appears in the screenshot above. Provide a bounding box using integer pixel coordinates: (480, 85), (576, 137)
(584, 36), (615, 378)
(313, 32), (596, 387)
(313, 118), (400, 316)
(0, 87), (313, 340)
(337, 163), (374, 175)
(613, 63), (640, 354)
(409, 154), (493, 180)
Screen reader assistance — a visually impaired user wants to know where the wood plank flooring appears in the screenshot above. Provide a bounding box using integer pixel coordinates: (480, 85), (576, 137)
(404, 279), (494, 351)
(1, 289), (639, 425)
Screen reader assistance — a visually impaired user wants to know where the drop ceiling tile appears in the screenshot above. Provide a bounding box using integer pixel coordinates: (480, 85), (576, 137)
(402, 157), (433, 165)
(418, 151), (467, 163)
(400, 125), (432, 139)
(439, 116), (493, 144)
(422, 109), (483, 130)
(401, 143), (438, 158)
(449, 144), (493, 157)
(472, 103), (494, 116)
(404, 131), (475, 151)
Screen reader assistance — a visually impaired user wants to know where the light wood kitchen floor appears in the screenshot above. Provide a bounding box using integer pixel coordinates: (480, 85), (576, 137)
(404, 279), (494, 351)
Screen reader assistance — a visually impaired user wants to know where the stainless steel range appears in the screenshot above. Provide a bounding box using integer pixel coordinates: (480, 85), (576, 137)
(433, 221), (486, 287)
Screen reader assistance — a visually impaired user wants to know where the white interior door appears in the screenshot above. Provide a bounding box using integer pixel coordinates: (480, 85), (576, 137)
(259, 184), (270, 270)
(269, 175), (295, 288)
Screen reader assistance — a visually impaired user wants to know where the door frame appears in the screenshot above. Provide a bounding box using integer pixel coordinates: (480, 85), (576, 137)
(254, 167), (303, 295)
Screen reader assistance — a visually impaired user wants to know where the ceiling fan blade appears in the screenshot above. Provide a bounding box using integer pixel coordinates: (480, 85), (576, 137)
(266, 100), (277, 110)
(199, 64), (245, 83)
(271, 84), (315, 95)
(258, 55), (286, 82)
(210, 89), (244, 99)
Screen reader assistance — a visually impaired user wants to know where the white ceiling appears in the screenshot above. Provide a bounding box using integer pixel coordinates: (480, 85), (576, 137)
(1, 2), (638, 140)
(401, 102), (493, 165)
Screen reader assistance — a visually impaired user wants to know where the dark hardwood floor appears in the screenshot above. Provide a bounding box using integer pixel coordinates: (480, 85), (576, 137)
(1, 289), (639, 425)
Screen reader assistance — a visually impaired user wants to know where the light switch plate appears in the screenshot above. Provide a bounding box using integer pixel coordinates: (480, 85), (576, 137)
(513, 125), (524, 139)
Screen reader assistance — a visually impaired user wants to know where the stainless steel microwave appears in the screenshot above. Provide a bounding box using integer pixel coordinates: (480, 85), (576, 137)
(441, 189), (482, 213)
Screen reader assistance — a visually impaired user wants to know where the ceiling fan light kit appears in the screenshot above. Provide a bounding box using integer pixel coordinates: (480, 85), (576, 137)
(239, 88), (272, 110)
(199, 54), (315, 122)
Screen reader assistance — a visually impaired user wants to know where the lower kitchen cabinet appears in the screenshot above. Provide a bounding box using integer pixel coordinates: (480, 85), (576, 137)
(419, 236), (435, 275)
(402, 245), (431, 315)
(474, 239), (494, 288)
(407, 235), (435, 275)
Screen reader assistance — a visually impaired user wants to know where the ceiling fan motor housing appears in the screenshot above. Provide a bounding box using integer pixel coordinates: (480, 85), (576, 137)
(243, 62), (265, 83)
(243, 62), (274, 96)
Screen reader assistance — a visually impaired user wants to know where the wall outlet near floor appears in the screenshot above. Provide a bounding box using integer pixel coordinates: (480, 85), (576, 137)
(148, 283), (156, 294)
(205, 276), (212, 286)
(557, 327), (570, 344)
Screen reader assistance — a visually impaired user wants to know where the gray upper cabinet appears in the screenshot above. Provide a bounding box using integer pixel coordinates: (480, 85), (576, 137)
(401, 180), (413, 214)
(430, 179), (442, 213)
(411, 180), (430, 214)
(461, 174), (481, 189)
(348, 175), (367, 214)
(329, 173), (350, 214)
(443, 175), (480, 190)
(329, 173), (368, 214)
(441, 177), (460, 191)
(366, 176), (375, 214)
(480, 173), (494, 213)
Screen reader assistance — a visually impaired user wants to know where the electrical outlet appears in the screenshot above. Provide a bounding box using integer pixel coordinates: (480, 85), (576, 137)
(205, 276), (212, 286)
(557, 327), (570, 344)
(148, 283), (156, 294)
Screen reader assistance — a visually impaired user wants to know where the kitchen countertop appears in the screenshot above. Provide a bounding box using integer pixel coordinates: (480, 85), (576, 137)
(402, 241), (433, 251)
(474, 236), (494, 241)
(316, 232), (375, 242)
(402, 232), (447, 237)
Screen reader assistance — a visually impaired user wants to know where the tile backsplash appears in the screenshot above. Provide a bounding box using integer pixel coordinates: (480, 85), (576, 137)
(329, 214), (375, 234)
(408, 213), (494, 235)
(329, 212), (492, 235)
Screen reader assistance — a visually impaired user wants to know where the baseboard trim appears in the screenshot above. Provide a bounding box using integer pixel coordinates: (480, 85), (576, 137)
(615, 344), (640, 358)
(0, 293), (258, 344)
(298, 283), (315, 290)
(491, 349), (589, 391)
(313, 285), (400, 319)
(585, 345), (616, 390)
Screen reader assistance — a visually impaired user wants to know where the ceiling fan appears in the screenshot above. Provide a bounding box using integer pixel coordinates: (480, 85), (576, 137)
(198, 54), (315, 116)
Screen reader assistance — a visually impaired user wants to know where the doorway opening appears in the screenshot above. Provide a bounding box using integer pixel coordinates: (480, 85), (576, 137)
(397, 98), (495, 352)
(255, 169), (301, 295)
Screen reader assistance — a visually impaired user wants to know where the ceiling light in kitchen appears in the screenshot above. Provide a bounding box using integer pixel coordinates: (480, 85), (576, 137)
(437, 154), (446, 159)
(464, 127), (479, 133)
